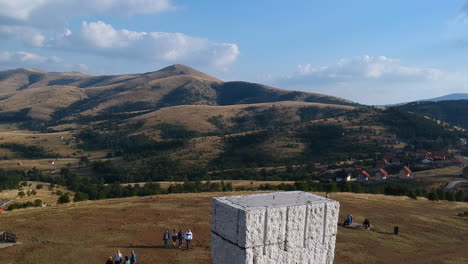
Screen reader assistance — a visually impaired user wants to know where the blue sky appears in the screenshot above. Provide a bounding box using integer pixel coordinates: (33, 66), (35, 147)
(1, 0), (468, 104)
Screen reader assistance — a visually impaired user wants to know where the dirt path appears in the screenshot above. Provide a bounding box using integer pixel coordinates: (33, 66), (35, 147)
(443, 180), (467, 191)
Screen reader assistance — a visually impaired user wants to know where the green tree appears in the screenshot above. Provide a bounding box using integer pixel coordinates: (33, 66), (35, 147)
(58, 193), (70, 204)
(33, 199), (42, 207)
(455, 190), (465, 202)
(327, 183), (338, 192)
(427, 191), (439, 201)
(73, 192), (89, 202)
(446, 191), (456, 202)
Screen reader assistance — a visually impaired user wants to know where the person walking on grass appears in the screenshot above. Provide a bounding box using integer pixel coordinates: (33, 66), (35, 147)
(172, 229), (178, 248)
(113, 250), (123, 264)
(163, 229), (170, 248)
(177, 229), (184, 248)
(123, 256), (130, 264)
(106, 256), (113, 264)
(185, 229), (193, 249)
(130, 250), (136, 264)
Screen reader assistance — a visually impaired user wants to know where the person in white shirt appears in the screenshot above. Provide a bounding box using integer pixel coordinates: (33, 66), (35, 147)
(184, 229), (193, 249)
(113, 249), (123, 264)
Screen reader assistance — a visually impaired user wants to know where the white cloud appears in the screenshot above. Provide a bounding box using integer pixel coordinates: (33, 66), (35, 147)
(271, 56), (461, 105)
(0, 1), (239, 70)
(0, 0), (174, 22)
(293, 56), (450, 81)
(0, 51), (87, 72)
(52, 21), (239, 68)
(0, 25), (45, 46)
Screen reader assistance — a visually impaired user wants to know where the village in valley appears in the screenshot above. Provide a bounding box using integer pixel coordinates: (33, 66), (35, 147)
(322, 134), (468, 185)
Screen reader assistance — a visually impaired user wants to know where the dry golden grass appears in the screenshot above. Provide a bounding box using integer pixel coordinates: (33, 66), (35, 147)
(133, 101), (354, 133)
(0, 192), (466, 264)
(122, 180), (296, 190)
(169, 136), (224, 165)
(0, 128), (79, 159)
(0, 181), (71, 205)
(415, 166), (464, 178)
(0, 86), (87, 120)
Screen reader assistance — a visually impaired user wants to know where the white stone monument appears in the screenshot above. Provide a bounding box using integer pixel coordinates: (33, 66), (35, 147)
(211, 191), (340, 264)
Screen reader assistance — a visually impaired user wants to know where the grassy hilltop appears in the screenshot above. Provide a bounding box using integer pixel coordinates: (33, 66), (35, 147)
(0, 192), (467, 264)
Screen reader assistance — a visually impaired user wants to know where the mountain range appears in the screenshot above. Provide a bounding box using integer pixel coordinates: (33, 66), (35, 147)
(423, 93), (468, 102)
(0, 64), (467, 175)
(0, 64), (356, 122)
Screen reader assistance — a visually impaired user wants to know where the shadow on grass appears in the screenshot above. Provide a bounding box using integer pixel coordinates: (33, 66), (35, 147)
(375, 231), (395, 235)
(107, 245), (167, 249)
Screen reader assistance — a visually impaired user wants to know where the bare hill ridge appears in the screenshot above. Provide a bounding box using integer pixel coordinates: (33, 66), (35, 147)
(0, 65), (357, 121)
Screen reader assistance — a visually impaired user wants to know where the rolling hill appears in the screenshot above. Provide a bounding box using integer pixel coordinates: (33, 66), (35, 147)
(423, 93), (468, 102)
(398, 100), (468, 129)
(0, 64), (466, 190)
(0, 64), (357, 121)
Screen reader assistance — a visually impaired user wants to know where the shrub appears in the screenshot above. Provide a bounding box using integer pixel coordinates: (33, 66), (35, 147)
(73, 192), (89, 202)
(58, 193), (70, 204)
(427, 191), (439, 201)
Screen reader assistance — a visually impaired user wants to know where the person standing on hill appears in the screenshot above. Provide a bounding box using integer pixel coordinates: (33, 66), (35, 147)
(185, 229), (193, 249)
(177, 229), (184, 248)
(363, 218), (371, 229)
(113, 250), (123, 264)
(163, 229), (170, 248)
(172, 229), (178, 248)
(130, 250), (136, 264)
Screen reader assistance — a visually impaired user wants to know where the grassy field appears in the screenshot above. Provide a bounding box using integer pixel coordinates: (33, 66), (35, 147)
(0, 192), (466, 264)
(0, 181), (71, 205)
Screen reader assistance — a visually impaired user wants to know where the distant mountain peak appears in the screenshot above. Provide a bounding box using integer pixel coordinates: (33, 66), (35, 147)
(145, 64), (222, 82)
(423, 93), (468, 102)
(10, 68), (47, 74)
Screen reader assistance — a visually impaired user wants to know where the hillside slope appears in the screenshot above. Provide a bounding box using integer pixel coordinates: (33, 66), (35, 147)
(0, 192), (466, 264)
(424, 93), (468, 102)
(398, 100), (468, 129)
(0, 64), (357, 121)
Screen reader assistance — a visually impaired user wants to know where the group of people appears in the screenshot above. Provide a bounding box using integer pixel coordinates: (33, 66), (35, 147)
(163, 229), (193, 249)
(106, 250), (136, 264)
(343, 214), (371, 230)
(104, 229), (193, 263)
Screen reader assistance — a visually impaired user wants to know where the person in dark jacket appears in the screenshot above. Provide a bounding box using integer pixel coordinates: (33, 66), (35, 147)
(363, 218), (371, 229)
(177, 229), (184, 248)
(172, 229), (178, 248)
(163, 230), (170, 248)
(343, 214), (351, 226)
(130, 250), (136, 264)
(106, 256), (113, 264)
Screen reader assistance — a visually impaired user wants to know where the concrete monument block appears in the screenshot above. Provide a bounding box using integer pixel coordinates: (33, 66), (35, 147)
(211, 191), (340, 264)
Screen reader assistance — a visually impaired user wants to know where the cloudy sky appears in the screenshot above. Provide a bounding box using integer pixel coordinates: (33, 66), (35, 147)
(1, 0), (468, 104)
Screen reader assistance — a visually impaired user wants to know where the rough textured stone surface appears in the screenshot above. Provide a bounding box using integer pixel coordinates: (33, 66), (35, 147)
(211, 191), (340, 264)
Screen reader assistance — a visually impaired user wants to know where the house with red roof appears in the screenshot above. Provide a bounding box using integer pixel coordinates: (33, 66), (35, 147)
(433, 153), (447, 161)
(357, 170), (371, 182)
(451, 158), (463, 166)
(463, 166), (468, 178)
(399, 166), (413, 178)
(374, 168), (389, 181)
